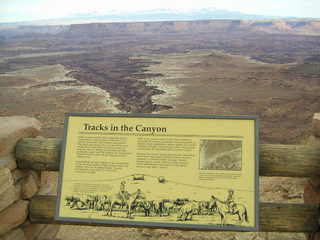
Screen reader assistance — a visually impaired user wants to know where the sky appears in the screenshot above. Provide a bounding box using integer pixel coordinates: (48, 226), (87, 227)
(0, 0), (319, 23)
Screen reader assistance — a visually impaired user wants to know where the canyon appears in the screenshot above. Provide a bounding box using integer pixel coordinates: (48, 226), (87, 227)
(1, 19), (320, 143)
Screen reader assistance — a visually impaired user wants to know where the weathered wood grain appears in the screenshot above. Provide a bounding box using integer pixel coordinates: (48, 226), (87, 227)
(260, 144), (320, 177)
(16, 138), (61, 171)
(259, 203), (319, 232)
(312, 113), (320, 137)
(29, 196), (319, 232)
(16, 138), (320, 177)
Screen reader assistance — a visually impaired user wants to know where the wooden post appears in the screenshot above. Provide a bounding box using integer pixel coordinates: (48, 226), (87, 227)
(16, 138), (61, 171)
(312, 113), (320, 138)
(305, 113), (320, 240)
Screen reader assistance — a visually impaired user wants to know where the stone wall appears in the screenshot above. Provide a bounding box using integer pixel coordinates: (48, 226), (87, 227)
(0, 116), (59, 240)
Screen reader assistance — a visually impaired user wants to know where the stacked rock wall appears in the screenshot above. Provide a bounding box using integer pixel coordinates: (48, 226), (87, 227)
(0, 116), (59, 240)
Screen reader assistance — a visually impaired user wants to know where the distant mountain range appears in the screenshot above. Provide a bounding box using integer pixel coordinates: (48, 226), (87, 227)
(1, 8), (319, 38)
(2, 19), (320, 39)
(66, 8), (272, 21)
(2, 8), (290, 26)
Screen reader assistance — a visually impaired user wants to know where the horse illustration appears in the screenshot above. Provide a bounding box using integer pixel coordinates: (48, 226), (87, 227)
(197, 200), (211, 215)
(209, 195), (248, 225)
(65, 196), (87, 210)
(177, 201), (198, 221)
(105, 193), (136, 218)
(154, 199), (175, 217)
(93, 195), (110, 211)
(131, 200), (156, 216)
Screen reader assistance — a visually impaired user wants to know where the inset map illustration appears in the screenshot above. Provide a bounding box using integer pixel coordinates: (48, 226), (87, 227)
(199, 140), (242, 171)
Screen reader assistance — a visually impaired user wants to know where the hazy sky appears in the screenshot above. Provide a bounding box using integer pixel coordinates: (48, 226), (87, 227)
(1, 0), (319, 23)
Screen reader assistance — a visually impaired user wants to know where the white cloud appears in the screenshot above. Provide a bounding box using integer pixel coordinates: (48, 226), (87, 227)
(0, 0), (319, 22)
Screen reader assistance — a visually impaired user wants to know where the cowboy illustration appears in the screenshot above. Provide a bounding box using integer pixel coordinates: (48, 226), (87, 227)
(224, 189), (236, 213)
(118, 181), (130, 206)
(133, 188), (146, 203)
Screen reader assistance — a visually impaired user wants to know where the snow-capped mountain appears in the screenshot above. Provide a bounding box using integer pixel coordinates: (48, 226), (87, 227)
(5, 7), (282, 26)
(66, 8), (270, 22)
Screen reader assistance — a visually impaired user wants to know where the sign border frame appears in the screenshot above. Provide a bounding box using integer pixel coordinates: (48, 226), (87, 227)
(55, 112), (259, 232)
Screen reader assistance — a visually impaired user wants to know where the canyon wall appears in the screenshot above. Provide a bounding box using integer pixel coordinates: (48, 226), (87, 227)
(66, 20), (320, 36)
(2, 19), (320, 39)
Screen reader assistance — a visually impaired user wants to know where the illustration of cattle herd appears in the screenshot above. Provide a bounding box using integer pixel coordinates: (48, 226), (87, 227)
(64, 191), (249, 225)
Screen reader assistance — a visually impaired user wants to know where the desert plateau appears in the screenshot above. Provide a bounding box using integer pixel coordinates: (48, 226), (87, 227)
(1, 20), (320, 143)
(1, 19), (320, 240)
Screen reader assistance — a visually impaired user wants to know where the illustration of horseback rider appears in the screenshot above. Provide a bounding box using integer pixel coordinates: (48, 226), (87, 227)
(224, 189), (236, 214)
(118, 181), (130, 208)
(132, 188), (146, 204)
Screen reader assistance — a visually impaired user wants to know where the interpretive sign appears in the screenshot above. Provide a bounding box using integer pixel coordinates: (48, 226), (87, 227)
(56, 113), (259, 231)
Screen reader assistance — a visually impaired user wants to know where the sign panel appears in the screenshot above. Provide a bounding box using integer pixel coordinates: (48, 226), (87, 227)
(56, 113), (259, 231)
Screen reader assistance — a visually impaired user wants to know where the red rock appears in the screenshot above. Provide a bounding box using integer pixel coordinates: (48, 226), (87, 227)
(0, 200), (29, 236)
(0, 116), (41, 157)
(0, 184), (20, 212)
(21, 171), (39, 200)
(0, 154), (17, 171)
(11, 170), (28, 184)
(304, 176), (320, 204)
(39, 171), (58, 196)
(0, 168), (13, 195)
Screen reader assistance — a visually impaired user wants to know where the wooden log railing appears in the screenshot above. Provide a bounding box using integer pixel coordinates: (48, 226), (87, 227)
(16, 138), (320, 177)
(15, 138), (320, 233)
